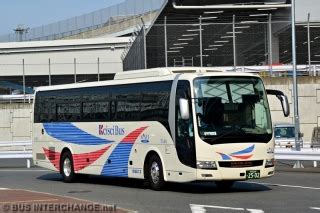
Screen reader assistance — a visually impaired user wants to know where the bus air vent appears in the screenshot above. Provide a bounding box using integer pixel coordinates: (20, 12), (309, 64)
(219, 160), (263, 168)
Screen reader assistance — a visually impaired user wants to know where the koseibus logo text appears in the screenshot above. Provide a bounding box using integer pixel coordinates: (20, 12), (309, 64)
(99, 125), (125, 135)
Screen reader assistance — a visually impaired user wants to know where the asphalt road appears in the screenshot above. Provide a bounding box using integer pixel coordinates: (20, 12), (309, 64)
(0, 161), (320, 213)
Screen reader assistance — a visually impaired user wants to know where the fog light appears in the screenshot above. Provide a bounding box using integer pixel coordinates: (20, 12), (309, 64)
(197, 161), (217, 170)
(265, 159), (275, 168)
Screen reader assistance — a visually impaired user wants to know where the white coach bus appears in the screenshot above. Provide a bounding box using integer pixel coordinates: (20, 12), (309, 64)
(33, 67), (289, 190)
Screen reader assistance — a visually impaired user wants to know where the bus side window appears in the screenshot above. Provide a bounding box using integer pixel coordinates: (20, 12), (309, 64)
(110, 100), (117, 120)
(56, 103), (81, 122)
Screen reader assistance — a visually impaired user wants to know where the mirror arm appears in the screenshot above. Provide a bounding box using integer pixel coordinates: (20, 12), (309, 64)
(266, 89), (290, 117)
(266, 89), (285, 96)
(276, 95), (283, 101)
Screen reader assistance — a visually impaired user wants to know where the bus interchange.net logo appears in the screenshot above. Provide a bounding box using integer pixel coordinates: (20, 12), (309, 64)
(1, 203), (117, 212)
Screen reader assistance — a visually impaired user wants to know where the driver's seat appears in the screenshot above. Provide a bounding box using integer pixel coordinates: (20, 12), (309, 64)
(202, 97), (223, 126)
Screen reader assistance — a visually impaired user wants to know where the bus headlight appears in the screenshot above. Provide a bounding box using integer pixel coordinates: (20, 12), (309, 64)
(197, 161), (217, 170)
(265, 159), (275, 168)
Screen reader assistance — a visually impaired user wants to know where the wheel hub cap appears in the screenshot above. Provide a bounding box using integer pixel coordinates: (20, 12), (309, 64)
(150, 162), (160, 183)
(63, 158), (71, 177)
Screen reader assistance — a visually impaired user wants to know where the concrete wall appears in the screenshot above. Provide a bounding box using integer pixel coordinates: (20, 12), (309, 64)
(263, 76), (320, 142)
(0, 76), (319, 143)
(62, 11), (158, 40)
(0, 103), (32, 141)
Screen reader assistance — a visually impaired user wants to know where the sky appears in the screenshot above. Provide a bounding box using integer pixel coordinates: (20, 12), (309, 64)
(0, 0), (125, 35)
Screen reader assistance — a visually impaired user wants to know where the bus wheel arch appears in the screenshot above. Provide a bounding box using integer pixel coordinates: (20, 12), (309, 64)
(60, 148), (76, 183)
(144, 151), (165, 190)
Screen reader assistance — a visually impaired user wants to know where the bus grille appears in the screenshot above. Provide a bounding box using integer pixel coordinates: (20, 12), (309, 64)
(218, 160), (263, 168)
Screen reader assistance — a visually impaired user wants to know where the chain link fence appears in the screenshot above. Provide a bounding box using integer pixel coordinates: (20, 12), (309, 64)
(123, 16), (320, 77)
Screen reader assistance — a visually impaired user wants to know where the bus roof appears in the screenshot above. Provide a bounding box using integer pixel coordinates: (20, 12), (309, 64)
(35, 67), (259, 92)
(113, 67), (226, 80)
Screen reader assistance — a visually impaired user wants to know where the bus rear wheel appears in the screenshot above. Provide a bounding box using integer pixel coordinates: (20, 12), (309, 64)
(148, 155), (165, 190)
(61, 151), (76, 183)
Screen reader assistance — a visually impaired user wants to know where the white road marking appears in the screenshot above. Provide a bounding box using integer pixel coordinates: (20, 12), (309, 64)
(190, 204), (243, 212)
(0, 199), (59, 204)
(190, 204), (264, 213)
(249, 182), (320, 190)
(310, 207), (320, 210)
(0, 188), (8, 190)
(247, 209), (265, 213)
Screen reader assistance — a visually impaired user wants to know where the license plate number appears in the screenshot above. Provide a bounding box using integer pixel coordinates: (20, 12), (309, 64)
(246, 170), (260, 179)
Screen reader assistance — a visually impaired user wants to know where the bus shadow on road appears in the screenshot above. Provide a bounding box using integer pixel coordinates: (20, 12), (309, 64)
(165, 182), (271, 194)
(37, 173), (271, 194)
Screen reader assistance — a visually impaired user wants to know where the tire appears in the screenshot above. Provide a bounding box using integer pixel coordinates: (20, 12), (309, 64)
(148, 155), (165, 190)
(60, 151), (76, 183)
(215, 181), (235, 190)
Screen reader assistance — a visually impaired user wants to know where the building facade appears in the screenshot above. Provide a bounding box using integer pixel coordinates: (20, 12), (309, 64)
(123, 0), (320, 71)
(0, 38), (129, 95)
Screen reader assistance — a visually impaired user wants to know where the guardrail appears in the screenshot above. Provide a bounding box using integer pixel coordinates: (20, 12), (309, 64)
(275, 148), (320, 168)
(0, 94), (34, 103)
(219, 65), (320, 77)
(1, 142), (319, 169)
(0, 141), (32, 168)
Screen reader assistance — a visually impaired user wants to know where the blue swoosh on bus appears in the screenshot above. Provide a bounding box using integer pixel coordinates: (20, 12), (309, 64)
(217, 145), (255, 160)
(101, 126), (148, 177)
(43, 123), (113, 145)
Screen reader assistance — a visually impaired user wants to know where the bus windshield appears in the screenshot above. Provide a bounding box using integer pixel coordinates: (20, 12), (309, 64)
(194, 77), (272, 144)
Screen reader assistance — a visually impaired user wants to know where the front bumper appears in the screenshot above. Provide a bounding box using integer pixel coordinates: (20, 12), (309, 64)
(196, 165), (275, 181)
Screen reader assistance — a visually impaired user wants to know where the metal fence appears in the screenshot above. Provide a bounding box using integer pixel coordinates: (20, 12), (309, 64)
(122, 26), (147, 71)
(0, 141), (32, 168)
(0, 59), (119, 96)
(0, 0), (165, 42)
(0, 95), (34, 104)
(1, 60), (319, 100)
(275, 148), (320, 168)
(123, 13), (320, 75)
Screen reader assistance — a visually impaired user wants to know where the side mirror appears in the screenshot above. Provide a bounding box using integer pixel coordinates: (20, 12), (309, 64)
(266, 89), (290, 117)
(179, 98), (190, 120)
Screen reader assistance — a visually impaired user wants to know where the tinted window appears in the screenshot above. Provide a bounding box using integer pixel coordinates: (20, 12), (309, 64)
(140, 83), (171, 130)
(34, 81), (173, 129)
(82, 101), (109, 121)
(111, 86), (142, 121)
(34, 93), (56, 122)
(57, 103), (81, 122)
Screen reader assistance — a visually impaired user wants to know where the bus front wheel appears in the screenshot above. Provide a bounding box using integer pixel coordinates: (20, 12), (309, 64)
(148, 155), (165, 190)
(61, 151), (76, 183)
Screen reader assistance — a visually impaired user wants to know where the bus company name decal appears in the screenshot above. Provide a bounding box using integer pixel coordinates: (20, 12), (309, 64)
(99, 125), (125, 136)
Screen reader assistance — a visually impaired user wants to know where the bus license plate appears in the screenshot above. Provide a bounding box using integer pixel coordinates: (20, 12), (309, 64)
(246, 170), (260, 179)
